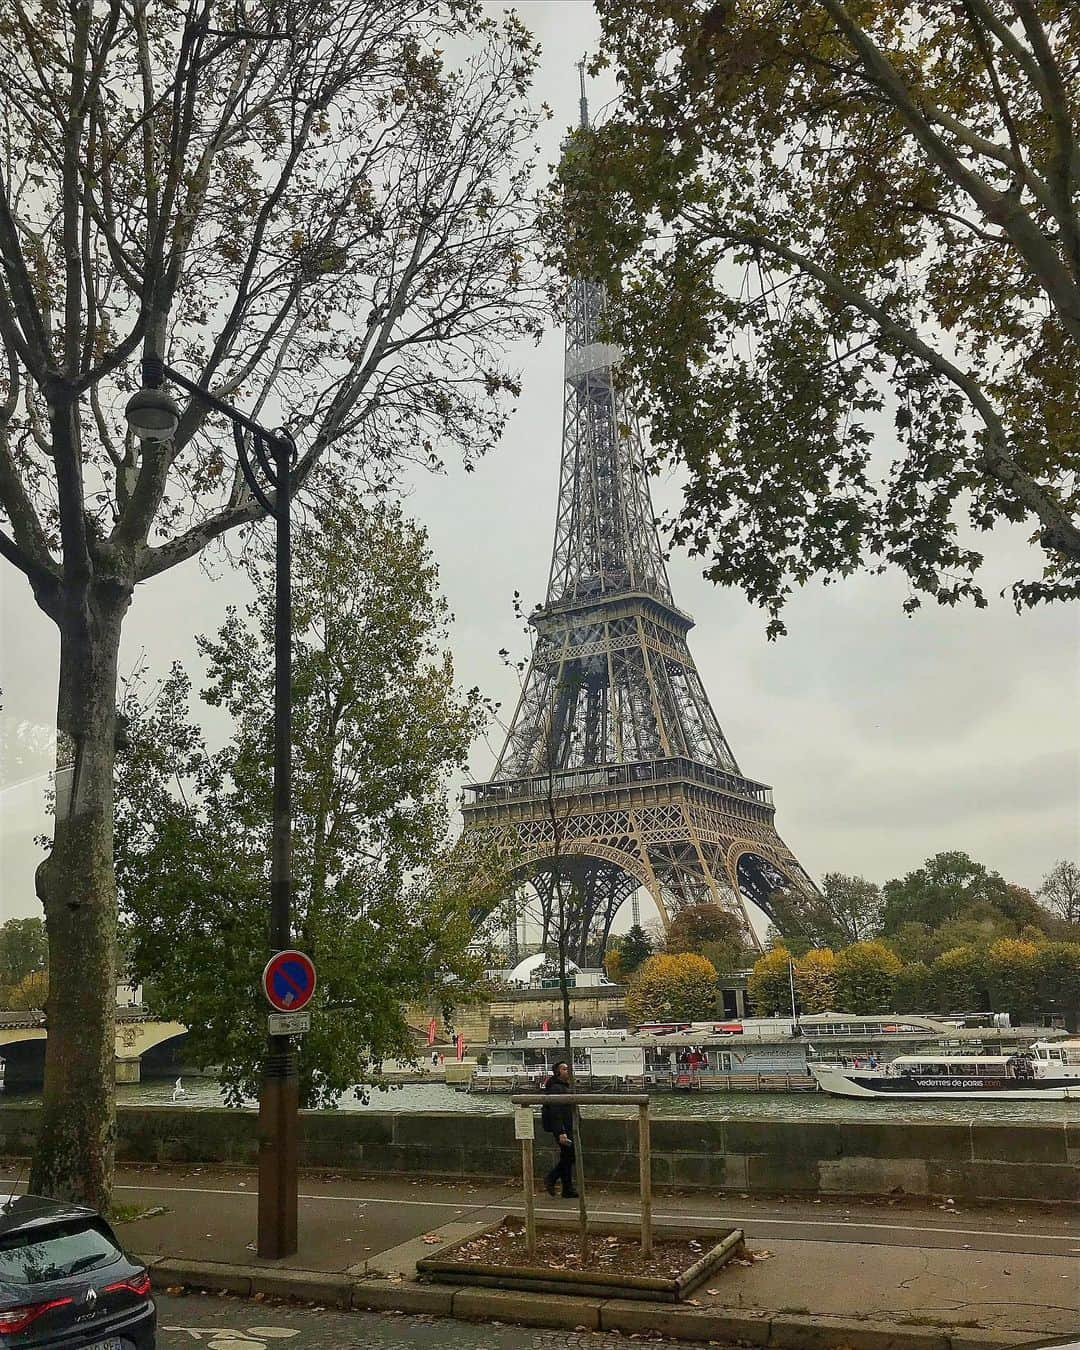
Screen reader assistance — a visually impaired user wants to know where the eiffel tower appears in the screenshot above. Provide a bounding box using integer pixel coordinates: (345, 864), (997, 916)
(462, 74), (821, 965)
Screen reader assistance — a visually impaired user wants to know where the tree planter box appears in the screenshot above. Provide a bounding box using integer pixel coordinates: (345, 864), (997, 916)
(417, 1217), (744, 1302)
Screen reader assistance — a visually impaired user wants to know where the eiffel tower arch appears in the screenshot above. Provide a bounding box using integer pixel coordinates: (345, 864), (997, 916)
(463, 76), (822, 964)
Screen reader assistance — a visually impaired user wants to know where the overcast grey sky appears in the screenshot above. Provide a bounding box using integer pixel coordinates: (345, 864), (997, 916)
(2, 1), (1078, 925)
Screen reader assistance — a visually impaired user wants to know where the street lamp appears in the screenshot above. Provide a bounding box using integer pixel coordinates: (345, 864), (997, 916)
(126, 354), (301, 1259)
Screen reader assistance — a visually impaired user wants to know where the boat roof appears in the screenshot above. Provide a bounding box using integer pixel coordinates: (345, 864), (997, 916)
(890, 1054), (1016, 1064)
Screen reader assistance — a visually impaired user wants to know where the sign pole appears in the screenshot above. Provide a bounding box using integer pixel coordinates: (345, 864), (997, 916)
(258, 947), (316, 1248)
(258, 432), (297, 1261)
(522, 1138), (536, 1261)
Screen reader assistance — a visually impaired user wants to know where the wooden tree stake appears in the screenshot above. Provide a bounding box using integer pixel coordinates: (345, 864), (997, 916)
(572, 1103), (589, 1263)
(638, 1101), (652, 1256)
(521, 1136), (537, 1261)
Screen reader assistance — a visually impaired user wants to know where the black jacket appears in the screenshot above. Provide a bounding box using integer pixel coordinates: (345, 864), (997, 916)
(540, 1074), (574, 1138)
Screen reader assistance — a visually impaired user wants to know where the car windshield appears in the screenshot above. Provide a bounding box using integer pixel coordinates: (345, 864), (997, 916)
(0, 1220), (122, 1286)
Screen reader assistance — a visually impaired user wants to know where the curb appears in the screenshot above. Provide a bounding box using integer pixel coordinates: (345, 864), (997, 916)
(140, 1255), (1053, 1350)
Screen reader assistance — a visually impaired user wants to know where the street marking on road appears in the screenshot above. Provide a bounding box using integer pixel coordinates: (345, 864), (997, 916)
(164, 1328), (298, 1350)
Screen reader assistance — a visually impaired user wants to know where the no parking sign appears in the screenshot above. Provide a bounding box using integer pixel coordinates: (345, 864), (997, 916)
(262, 950), (316, 1012)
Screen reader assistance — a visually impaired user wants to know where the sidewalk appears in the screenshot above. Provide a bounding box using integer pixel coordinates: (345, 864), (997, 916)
(99, 1165), (1079, 1347)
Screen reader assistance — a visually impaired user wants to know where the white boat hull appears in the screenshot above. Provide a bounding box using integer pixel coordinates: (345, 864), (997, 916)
(810, 1064), (1077, 1101)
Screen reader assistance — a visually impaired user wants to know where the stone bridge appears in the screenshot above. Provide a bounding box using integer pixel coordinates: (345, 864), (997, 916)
(0, 1010), (187, 1087)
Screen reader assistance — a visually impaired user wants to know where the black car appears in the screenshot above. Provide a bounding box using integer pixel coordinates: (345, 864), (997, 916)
(0, 1193), (155, 1348)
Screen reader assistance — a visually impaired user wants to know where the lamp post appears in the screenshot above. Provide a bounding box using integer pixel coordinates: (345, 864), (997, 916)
(126, 355), (301, 1258)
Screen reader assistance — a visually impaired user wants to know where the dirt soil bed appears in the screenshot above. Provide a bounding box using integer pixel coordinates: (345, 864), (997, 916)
(443, 1220), (719, 1279)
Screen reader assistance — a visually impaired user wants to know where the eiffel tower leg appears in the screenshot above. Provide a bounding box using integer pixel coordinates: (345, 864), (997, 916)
(627, 806), (668, 929)
(720, 837), (820, 943)
(506, 890), (519, 965)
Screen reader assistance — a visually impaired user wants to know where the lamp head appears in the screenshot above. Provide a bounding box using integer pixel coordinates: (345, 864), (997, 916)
(125, 386), (179, 442)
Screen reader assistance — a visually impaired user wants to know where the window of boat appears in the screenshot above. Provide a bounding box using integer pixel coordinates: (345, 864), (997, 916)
(0, 1218), (122, 1285)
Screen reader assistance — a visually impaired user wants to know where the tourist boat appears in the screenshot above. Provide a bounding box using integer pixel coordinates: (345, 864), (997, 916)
(810, 1051), (1080, 1100)
(1029, 1038), (1080, 1077)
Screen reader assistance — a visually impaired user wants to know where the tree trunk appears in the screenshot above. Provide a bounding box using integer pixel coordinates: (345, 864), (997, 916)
(30, 583), (129, 1210)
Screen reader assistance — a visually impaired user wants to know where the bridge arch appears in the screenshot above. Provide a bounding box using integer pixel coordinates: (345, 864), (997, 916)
(0, 1018), (188, 1088)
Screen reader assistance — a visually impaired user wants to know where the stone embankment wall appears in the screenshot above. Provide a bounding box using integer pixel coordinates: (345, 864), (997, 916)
(407, 985), (634, 1044)
(0, 1106), (1075, 1203)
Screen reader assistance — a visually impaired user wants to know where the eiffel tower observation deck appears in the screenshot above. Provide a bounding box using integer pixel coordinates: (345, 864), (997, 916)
(462, 74), (820, 964)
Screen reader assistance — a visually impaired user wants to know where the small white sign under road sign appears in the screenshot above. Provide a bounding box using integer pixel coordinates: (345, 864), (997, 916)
(514, 1105), (534, 1141)
(268, 1011), (311, 1036)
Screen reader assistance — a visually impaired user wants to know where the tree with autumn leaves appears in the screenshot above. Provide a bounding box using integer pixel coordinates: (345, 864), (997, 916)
(0, 0), (545, 1208)
(751, 936), (1079, 1020)
(625, 953), (720, 1022)
(551, 3), (1080, 636)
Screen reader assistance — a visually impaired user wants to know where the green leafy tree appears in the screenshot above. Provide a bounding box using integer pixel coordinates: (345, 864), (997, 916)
(892, 962), (934, 1014)
(887, 912), (1026, 965)
(625, 952), (718, 1023)
(929, 946), (987, 1014)
(115, 501), (504, 1107)
(748, 946), (795, 1017)
(834, 941), (902, 1015)
(0, 0), (545, 1207)
(1032, 942), (1080, 1023)
(998, 885), (1049, 932)
(815, 874), (881, 945)
(619, 924), (655, 977)
(665, 904), (747, 973)
(881, 852), (1025, 935)
(795, 948), (837, 1014)
(1038, 860), (1080, 926)
(550, 3), (1079, 641)
(700, 937), (749, 977)
(0, 917), (47, 992)
(883, 923), (937, 966)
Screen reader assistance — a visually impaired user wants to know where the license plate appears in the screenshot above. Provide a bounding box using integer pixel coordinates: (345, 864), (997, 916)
(88, 1339), (124, 1350)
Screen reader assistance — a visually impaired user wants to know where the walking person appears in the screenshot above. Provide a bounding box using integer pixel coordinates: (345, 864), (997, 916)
(541, 1060), (578, 1198)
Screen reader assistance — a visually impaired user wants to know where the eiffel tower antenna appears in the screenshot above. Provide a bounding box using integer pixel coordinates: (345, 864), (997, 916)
(463, 70), (821, 965)
(577, 56), (589, 128)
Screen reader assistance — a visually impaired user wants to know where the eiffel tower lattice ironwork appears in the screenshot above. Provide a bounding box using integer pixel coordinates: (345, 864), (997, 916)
(462, 76), (821, 965)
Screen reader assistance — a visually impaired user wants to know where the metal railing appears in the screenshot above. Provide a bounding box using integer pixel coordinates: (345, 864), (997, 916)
(464, 756), (774, 809)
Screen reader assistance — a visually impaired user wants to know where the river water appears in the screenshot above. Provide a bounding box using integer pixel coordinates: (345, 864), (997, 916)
(6, 1078), (1068, 1124)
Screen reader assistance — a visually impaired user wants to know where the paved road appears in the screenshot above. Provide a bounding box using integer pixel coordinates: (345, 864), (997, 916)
(79, 1168), (1079, 1260)
(155, 1293), (680, 1350)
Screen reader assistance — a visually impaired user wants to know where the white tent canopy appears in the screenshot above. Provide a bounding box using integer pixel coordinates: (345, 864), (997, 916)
(507, 951), (580, 985)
